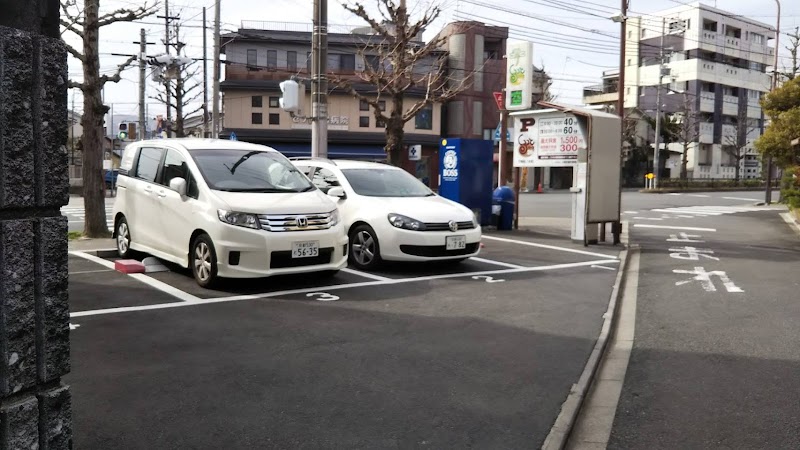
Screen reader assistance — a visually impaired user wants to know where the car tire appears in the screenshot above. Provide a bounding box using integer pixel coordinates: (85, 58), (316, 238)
(191, 234), (219, 288)
(349, 224), (382, 271)
(115, 216), (134, 259)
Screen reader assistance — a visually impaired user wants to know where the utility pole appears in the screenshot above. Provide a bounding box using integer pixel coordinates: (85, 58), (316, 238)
(311, 0), (328, 157)
(616, 0), (627, 118)
(137, 29), (147, 140)
(202, 6), (209, 138)
(498, 91), (507, 188)
(766, 0), (781, 205)
(158, 1), (180, 137)
(652, 17), (666, 189)
(70, 89), (76, 165)
(212, 0), (221, 138)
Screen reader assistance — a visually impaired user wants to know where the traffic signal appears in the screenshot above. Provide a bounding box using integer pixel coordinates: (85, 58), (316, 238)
(118, 123), (128, 140)
(279, 80), (302, 113)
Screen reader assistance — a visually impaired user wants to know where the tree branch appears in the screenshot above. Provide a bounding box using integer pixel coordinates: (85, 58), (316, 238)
(100, 55), (137, 86)
(68, 80), (85, 91)
(97, 2), (159, 28)
(64, 42), (85, 63)
(60, 0), (84, 37)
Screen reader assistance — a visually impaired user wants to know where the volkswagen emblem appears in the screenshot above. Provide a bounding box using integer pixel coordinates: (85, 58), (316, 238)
(296, 216), (308, 228)
(448, 220), (458, 232)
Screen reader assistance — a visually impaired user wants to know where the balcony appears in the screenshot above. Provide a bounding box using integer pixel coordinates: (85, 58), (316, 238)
(722, 124), (736, 140)
(699, 122), (714, 144)
(747, 101), (762, 119)
(582, 83), (618, 106)
(722, 95), (738, 116)
(700, 92), (715, 112)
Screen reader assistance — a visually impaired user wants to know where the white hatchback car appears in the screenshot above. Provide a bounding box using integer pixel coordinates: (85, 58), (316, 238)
(113, 139), (348, 287)
(292, 159), (481, 270)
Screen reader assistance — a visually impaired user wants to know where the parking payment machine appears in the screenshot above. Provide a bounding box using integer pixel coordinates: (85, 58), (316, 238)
(438, 138), (494, 225)
(511, 103), (622, 245)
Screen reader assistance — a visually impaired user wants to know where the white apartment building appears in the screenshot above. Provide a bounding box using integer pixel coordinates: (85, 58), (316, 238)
(621, 2), (776, 180)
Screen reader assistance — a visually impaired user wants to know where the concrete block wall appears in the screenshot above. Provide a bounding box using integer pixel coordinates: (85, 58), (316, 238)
(0, 24), (72, 449)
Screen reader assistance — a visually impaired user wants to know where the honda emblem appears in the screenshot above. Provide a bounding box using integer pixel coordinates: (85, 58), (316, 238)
(296, 216), (308, 228)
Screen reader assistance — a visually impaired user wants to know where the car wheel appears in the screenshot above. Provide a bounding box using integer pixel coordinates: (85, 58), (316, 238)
(116, 216), (133, 258)
(191, 234), (219, 288)
(349, 224), (382, 271)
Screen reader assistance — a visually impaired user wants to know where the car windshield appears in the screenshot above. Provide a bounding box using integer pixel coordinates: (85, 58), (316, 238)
(190, 149), (314, 192)
(341, 168), (434, 197)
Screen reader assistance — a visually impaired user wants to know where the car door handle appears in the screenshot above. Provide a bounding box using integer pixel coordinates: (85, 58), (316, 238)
(157, 191), (167, 198)
(144, 186), (153, 193)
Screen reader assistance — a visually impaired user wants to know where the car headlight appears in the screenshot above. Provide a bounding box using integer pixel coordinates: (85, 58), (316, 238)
(387, 213), (426, 231)
(329, 209), (340, 226)
(217, 210), (260, 229)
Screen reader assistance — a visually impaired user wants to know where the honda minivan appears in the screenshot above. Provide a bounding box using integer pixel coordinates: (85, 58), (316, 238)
(113, 139), (348, 287)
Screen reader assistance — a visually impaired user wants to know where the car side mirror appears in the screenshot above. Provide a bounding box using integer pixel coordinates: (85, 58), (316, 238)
(169, 177), (187, 196)
(327, 186), (346, 199)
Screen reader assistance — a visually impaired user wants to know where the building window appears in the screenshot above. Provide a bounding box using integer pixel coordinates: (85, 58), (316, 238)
(247, 49), (257, 68)
(359, 116), (369, 128)
(269, 113), (280, 125)
(365, 55), (381, 72)
(376, 117), (385, 128)
(340, 54), (355, 71)
(360, 99), (369, 111)
(415, 105), (433, 130)
(252, 113), (263, 125)
(251, 96), (262, 108)
(752, 33), (765, 44)
(641, 29), (646, 38)
(627, 58), (632, 66)
(378, 100), (386, 111)
(628, 30), (632, 39)
(269, 96), (279, 108)
(703, 19), (717, 32)
(267, 50), (277, 69)
(287, 51), (297, 71)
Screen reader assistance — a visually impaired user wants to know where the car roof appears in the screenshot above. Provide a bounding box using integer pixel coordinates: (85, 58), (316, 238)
(133, 138), (279, 153)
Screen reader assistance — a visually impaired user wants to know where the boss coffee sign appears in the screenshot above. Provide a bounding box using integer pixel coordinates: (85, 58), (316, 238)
(513, 113), (586, 167)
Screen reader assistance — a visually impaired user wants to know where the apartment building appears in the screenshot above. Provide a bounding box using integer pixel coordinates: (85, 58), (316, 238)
(585, 2), (775, 180)
(219, 21), (511, 187)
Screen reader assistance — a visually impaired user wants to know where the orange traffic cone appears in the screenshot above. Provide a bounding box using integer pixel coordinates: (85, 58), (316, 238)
(537, 182), (543, 193)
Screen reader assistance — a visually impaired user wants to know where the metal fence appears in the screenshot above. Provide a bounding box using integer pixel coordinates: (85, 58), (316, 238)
(657, 178), (780, 189)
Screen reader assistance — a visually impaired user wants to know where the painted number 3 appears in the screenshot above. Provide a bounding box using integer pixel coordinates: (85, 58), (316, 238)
(471, 275), (505, 283)
(307, 292), (340, 302)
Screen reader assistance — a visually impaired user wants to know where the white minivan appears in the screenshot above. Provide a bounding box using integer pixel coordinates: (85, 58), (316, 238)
(113, 139), (348, 287)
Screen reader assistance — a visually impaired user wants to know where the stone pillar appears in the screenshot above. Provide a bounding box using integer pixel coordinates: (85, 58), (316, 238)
(1, 0), (72, 448)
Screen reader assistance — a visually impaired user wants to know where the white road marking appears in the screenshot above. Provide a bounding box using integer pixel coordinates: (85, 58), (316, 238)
(634, 224), (717, 232)
(69, 269), (114, 275)
(70, 258), (621, 318)
(651, 209), (720, 216)
(469, 256), (523, 269)
(69, 251), (200, 303)
(341, 268), (391, 281)
(591, 265), (616, 271)
(622, 211), (638, 214)
(667, 193), (683, 196)
(481, 234), (618, 260)
(688, 194), (711, 198)
(673, 267), (744, 293)
(69, 323), (80, 330)
(722, 196), (760, 201)
(633, 217), (662, 221)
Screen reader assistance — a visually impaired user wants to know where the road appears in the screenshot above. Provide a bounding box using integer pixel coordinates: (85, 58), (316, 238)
(63, 195), (115, 232)
(518, 190), (766, 218)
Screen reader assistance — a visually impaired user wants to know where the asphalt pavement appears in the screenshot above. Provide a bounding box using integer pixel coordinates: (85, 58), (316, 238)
(66, 231), (621, 448)
(607, 205), (800, 448)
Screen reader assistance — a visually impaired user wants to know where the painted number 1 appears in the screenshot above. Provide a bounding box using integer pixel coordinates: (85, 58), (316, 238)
(471, 275), (505, 283)
(306, 292), (340, 302)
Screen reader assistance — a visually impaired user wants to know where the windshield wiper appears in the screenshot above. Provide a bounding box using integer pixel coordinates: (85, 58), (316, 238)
(223, 187), (296, 193)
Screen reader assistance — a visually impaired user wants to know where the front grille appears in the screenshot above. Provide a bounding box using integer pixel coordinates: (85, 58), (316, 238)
(258, 212), (334, 232)
(422, 221), (475, 232)
(270, 248), (333, 269)
(399, 243), (479, 257)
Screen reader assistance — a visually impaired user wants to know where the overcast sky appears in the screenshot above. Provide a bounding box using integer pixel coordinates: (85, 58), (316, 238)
(64, 0), (800, 120)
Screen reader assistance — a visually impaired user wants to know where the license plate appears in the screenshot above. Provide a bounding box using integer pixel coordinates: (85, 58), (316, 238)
(446, 235), (466, 250)
(291, 241), (319, 258)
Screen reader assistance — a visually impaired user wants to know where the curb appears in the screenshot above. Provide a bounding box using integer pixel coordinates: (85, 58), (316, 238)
(780, 212), (800, 237)
(541, 240), (634, 450)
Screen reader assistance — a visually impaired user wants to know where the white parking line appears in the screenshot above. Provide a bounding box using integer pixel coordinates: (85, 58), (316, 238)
(469, 256), (523, 269)
(634, 224), (717, 232)
(591, 264), (616, 271)
(688, 194), (710, 198)
(70, 258), (621, 318)
(722, 196), (759, 201)
(70, 251), (115, 269)
(341, 268), (391, 282)
(69, 269), (114, 275)
(482, 234), (619, 260)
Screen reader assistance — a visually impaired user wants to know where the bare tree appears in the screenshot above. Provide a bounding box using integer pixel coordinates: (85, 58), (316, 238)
(334, 0), (471, 165)
(783, 26), (799, 81)
(151, 22), (203, 137)
(723, 104), (760, 184)
(61, 0), (158, 237)
(670, 94), (701, 180)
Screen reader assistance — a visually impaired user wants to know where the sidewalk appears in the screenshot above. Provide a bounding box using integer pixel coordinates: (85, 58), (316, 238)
(69, 238), (116, 252)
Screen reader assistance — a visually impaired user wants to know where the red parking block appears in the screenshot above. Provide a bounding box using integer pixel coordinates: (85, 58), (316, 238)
(115, 259), (146, 274)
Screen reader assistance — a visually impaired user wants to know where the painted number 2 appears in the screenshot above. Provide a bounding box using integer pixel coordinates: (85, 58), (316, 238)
(471, 275), (505, 283)
(307, 292), (340, 302)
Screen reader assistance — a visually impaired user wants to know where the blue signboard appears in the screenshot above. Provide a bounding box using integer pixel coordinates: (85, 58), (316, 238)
(438, 138), (493, 225)
(229, 131), (238, 141)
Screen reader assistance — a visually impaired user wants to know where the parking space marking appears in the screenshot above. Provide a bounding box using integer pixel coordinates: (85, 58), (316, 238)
(634, 224), (717, 232)
(591, 264), (617, 271)
(69, 269), (114, 275)
(70, 251), (201, 303)
(469, 256), (524, 269)
(481, 234), (619, 260)
(70, 258), (620, 319)
(341, 268), (392, 281)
